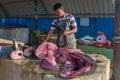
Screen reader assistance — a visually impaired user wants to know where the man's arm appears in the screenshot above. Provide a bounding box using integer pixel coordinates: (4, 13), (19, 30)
(44, 29), (54, 42)
(63, 26), (77, 36)
(44, 18), (56, 42)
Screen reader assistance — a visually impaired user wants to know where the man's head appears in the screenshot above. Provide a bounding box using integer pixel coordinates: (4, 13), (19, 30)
(53, 3), (65, 17)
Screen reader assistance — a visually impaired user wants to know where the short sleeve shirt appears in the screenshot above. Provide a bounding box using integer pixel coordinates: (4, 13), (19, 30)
(50, 13), (77, 30)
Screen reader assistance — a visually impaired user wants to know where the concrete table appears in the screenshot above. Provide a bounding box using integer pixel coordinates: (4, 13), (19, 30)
(0, 54), (110, 80)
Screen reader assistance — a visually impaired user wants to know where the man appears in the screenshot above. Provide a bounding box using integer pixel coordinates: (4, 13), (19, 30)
(44, 3), (77, 48)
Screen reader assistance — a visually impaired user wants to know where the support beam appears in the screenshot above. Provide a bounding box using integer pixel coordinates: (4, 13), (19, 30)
(113, 0), (120, 80)
(34, 0), (39, 30)
(0, 13), (114, 18)
(0, 4), (8, 17)
(4, 0), (33, 5)
(39, 0), (48, 14)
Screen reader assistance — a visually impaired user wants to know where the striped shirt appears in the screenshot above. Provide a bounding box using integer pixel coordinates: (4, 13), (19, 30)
(50, 13), (77, 30)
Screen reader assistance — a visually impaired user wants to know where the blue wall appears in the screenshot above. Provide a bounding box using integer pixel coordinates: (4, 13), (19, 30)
(76, 18), (97, 38)
(0, 17), (114, 41)
(96, 18), (114, 41)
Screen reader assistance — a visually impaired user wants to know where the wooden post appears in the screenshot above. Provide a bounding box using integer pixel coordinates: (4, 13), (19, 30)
(113, 0), (120, 80)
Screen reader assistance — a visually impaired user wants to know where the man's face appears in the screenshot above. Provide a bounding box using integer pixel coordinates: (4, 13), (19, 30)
(54, 8), (64, 17)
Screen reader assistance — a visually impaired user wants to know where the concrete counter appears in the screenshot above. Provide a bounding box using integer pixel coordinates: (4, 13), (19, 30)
(0, 54), (110, 80)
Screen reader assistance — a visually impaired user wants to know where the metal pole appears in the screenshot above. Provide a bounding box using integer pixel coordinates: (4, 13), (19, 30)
(30, 0), (39, 45)
(113, 0), (120, 80)
(34, 0), (38, 30)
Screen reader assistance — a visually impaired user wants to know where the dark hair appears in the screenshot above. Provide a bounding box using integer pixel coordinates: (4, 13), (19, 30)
(53, 3), (63, 11)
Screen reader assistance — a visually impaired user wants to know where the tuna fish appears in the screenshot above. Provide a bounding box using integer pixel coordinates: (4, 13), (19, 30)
(10, 38), (34, 59)
(35, 42), (97, 78)
(22, 46), (33, 57)
(35, 42), (59, 70)
(10, 49), (25, 59)
(35, 42), (58, 59)
(60, 51), (97, 78)
(12, 38), (19, 50)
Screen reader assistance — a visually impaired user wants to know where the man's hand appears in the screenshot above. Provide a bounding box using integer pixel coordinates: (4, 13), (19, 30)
(63, 26), (77, 36)
(63, 31), (69, 36)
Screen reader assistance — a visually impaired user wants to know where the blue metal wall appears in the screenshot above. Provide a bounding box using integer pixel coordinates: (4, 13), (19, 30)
(0, 18), (25, 27)
(37, 17), (114, 41)
(76, 18), (97, 39)
(24, 18), (35, 32)
(0, 17), (114, 41)
(0, 18), (6, 26)
(38, 18), (51, 32)
(96, 18), (114, 41)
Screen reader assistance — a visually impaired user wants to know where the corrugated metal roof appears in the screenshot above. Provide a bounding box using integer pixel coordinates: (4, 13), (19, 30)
(0, 0), (115, 17)
(0, 8), (6, 16)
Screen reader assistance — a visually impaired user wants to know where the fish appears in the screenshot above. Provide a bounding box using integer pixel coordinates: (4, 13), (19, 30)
(12, 38), (19, 50)
(35, 42), (97, 78)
